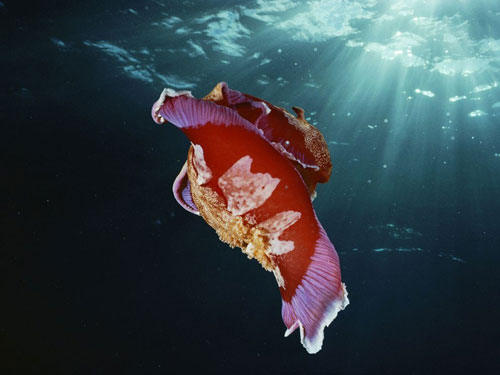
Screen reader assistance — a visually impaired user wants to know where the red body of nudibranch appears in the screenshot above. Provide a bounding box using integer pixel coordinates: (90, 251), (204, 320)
(152, 83), (348, 353)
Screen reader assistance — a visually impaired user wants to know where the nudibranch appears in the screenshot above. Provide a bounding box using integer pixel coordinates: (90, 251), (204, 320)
(152, 82), (349, 353)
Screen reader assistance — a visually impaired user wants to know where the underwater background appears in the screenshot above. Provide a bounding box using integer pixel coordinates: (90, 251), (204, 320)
(2, 0), (500, 373)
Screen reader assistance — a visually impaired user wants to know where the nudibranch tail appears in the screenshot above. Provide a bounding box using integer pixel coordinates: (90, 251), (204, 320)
(280, 220), (349, 354)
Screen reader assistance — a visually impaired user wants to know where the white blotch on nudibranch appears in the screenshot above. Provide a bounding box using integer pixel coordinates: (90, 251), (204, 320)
(273, 267), (286, 288)
(258, 210), (301, 233)
(258, 210), (302, 256)
(192, 144), (212, 185)
(218, 156), (280, 216)
(268, 238), (295, 255)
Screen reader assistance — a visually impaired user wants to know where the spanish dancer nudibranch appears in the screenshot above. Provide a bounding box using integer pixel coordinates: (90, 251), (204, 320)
(151, 82), (349, 353)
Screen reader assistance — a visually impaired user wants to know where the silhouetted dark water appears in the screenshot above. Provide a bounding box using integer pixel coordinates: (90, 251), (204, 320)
(2, 0), (499, 373)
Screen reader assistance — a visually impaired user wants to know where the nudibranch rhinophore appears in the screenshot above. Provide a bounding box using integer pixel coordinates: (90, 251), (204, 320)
(152, 82), (349, 354)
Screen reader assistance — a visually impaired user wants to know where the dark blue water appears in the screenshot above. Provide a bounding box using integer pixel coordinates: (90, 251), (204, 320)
(2, 0), (499, 373)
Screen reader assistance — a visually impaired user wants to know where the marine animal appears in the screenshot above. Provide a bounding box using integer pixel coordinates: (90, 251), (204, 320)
(151, 82), (348, 353)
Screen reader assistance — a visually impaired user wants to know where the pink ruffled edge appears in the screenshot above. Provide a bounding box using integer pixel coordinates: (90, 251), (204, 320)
(172, 161), (199, 216)
(152, 88), (259, 135)
(281, 219), (349, 354)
